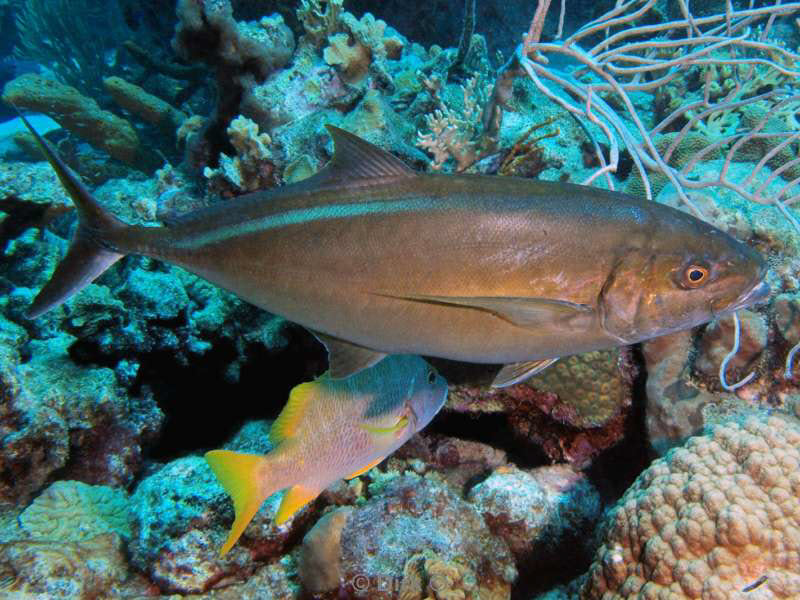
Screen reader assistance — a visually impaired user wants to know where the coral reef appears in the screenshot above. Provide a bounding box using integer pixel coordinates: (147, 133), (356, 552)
(582, 417), (800, 599)
(129, 451), (310, 594)
(171, 0), (294, 164)
(445, 349), (636, 468)
(0, 320), (163, 507)
(0, 1), (799, 598)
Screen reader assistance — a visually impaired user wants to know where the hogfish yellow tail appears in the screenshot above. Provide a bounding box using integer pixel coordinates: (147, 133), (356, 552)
(205, 450), (273, 557)
(17, 114), (126, 318)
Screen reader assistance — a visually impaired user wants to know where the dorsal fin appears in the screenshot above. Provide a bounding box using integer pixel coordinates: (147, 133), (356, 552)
(269, 381), (316, 444)
(163, 126), (415, 228)
(309, 125), (416, 187)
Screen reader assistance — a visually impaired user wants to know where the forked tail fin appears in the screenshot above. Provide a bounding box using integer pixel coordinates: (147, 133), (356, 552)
(205, 450), (275, 557)
(18, 114), (126, 318)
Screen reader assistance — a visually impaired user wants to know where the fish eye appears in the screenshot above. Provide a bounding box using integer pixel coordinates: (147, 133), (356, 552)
(427, 370), (437, 384)
(683, 264), (710, 288)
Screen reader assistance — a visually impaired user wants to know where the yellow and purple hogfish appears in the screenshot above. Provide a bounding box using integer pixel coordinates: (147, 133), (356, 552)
(22, 118), (768, 386)
(206, 354), (448, 556)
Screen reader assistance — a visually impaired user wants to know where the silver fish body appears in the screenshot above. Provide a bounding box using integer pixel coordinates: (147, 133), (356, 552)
(24, 122), (768, 384)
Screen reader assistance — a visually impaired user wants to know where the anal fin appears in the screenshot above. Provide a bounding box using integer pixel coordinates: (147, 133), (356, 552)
(275, 484), (318, 525)
(345, 457), (384, 480)
(492, 358), (559, 388)
(311, 330), (386, 379)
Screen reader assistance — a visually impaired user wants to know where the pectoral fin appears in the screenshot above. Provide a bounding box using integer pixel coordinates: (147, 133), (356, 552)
(345, 457), (384, 479)
(311, 331), (387, 378)
(359, 415), (409, 436)
(492, 358), (559, 388)
(275, 484), (319, 525)
(377, 293), (593, 330)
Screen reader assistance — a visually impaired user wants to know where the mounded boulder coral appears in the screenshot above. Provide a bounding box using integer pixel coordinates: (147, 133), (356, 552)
(582, 416), (800, 599)
(526, 349), (633, 429)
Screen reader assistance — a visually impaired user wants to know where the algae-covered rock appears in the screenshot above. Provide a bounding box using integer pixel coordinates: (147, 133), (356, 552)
(468, 465), (602, 572)
(0, 533), (135, 599)
(2, 74), (141, 165)
(0, 327), (163, 507)
(336, 475), (516, 599)
(19, 480), (130, 542)
(129, 454), (311, 594)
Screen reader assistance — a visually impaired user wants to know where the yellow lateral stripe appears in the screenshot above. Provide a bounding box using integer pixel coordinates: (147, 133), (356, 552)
(359, 415), (408, 435)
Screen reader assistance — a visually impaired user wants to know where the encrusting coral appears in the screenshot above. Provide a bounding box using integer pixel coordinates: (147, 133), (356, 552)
(582, 416), (800, 599)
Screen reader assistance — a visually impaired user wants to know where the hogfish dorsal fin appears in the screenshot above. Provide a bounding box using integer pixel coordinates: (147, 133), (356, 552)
(270, 382), (315, 444)
(308, 126), (416, 188)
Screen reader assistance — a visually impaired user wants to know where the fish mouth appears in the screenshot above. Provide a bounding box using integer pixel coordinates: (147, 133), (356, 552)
(731, 280), (771, 311)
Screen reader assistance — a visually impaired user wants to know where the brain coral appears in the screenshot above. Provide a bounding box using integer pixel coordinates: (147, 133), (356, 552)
(582, 416), (800, 599)
(20, 480), (130, 542)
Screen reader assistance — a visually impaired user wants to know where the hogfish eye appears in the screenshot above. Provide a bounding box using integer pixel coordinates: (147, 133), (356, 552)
(683, 264), (710, 288)
(427, 370), (437, 384)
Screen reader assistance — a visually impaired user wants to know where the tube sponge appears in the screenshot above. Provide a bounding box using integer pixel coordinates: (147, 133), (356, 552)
(2, 74), (140, 165)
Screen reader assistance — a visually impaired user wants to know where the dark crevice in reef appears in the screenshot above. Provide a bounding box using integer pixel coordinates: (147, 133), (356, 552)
(68, 323), (327, 463)
(584, 343), (651, 504)
(427, 410), (551, 470)
(137, 325), (327, 461)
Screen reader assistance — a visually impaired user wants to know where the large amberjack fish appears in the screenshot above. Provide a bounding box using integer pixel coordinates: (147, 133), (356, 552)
(22, 116), (768, 387)
(205, 354), (448, 556)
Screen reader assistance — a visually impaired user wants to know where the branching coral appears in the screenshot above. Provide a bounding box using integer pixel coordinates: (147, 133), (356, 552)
(298, 0), (344, 47)
(416, 75), (490, 171)
(204, 115), (276, 193)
